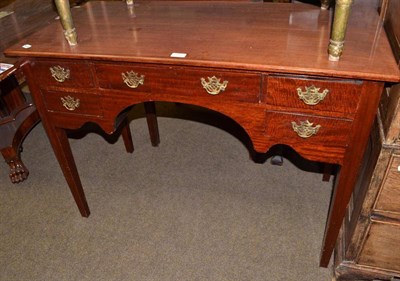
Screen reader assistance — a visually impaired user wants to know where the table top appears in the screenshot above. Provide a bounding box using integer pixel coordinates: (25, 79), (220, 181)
(4, 1), (400, 82)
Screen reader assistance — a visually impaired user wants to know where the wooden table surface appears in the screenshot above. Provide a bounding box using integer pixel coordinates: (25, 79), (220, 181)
(5, 1), (399, 82)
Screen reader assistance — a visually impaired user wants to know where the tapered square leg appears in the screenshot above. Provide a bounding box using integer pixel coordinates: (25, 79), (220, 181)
(144, 102), (160, 147)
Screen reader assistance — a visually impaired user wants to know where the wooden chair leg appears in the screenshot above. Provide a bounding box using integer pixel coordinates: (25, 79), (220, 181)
(144, 101), (160, 147)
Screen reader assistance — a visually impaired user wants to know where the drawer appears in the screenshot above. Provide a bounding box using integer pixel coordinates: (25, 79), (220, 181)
(265, 111), (353, 147)
(95, 63), (261, 103)
(374, 153), (400, 214)
(263, 75), (362, 115)
(42, 90), (102, 117)
(32, 60), (94, 89)
(358, 221), (400, 272)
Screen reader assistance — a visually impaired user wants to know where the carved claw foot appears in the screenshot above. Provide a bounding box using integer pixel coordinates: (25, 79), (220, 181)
(7, 159), (29, 183)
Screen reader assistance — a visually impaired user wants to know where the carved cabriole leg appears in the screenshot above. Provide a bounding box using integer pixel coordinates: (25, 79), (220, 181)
(328, 0), (354, 61)
(22, 63), (90, 217)
(319, 81), (384, 267)
(321, 0), (331, 10)
(54, 0), (77, 45)
(1, 70), (41, 183)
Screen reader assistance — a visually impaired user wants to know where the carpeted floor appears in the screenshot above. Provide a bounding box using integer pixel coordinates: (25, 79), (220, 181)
(0, 102), (333, 281)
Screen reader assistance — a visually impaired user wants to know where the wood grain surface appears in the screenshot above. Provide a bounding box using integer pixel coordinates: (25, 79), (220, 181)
(4, 1), (400, 81)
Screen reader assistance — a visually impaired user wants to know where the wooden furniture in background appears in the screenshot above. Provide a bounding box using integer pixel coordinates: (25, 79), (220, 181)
(0, 0), (56, 183)
(333, 82), (400, 281)
(334, 1), (400, 280)
(5, 1), (399, 267)
(0, 64), (40, 183)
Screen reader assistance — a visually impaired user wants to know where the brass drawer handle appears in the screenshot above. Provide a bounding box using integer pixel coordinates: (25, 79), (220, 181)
(297, 85), (329, 105)
(201, 76), (228, 95)
(50, 66), (70, 83)
(291, 120), (321, 138)
(61, 95), (80, 111)
(122, 71), (145, 88)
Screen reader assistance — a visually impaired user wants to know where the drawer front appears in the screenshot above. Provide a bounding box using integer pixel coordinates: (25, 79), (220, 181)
(95, 64), (261, 103)
(374, 154), (400, 214)
(359, 221), (400, 272)
(32, 60), (94, 89)
(265, 111), (353, 147)
(42, 90), (102, 117)
(263, 75), (362, 115)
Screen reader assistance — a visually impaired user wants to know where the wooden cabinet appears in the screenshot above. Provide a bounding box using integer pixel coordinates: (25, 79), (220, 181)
(333, 85), (400, 281)
(358, 221), (400, 273)
(333, 2), (400, 277)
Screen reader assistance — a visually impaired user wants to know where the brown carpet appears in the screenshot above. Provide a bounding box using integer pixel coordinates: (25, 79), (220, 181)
(0, 102), (333, 281)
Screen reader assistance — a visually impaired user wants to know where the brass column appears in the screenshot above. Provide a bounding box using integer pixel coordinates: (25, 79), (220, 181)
(328, 0), (354, 61)
(54, 0), (77, 45)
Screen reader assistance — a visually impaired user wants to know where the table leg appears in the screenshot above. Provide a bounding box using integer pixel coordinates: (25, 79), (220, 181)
(22, 63), (89, 217)
(39, 111), (89, 217)
(328, 0), (354, 61)
(144, 102), (160, 147)
(121, 118), (134, 153)
(51, 127), (90, 217)
(319, 81), (383, 267)
(322, 164), (333, 182)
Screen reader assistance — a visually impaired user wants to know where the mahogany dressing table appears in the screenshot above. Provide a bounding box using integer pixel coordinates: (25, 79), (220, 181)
(5, 1), (399, 267)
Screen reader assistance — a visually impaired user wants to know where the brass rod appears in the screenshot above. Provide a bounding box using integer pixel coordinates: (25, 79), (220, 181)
(54, 0), (77, 45)
(328, 0), (354, 61)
